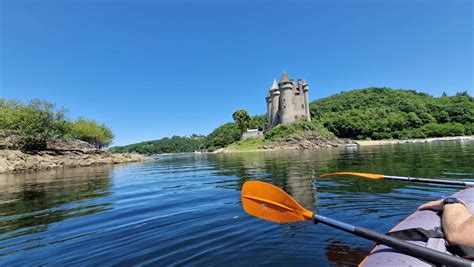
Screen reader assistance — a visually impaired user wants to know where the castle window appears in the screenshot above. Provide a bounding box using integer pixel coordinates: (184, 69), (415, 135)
(284, 106), (286, 109)
(295, 116), (298, 119)
(301, 104), (304, 108)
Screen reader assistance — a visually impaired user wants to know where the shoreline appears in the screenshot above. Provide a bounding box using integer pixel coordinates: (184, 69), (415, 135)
(355, 135), (474, 146)
(213, 135), (474, 154)
(0, 149), (152, 174)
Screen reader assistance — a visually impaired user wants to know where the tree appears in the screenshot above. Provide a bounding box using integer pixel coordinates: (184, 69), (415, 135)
(110, 135), (205, 154)
(309, 88), (473, 140)
(69, 118), (115, 149)
(232, 109), (252, 134)
(0, 99), (68, 150)
(203, 122), (240, 150)
(250, 115), (267, 130)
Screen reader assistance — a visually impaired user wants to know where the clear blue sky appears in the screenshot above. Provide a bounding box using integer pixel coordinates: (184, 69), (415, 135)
(1, 0), (472, 146)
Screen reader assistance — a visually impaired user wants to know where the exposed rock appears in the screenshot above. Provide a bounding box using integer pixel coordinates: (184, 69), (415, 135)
(261, 132), (345, 151)
(0, 136), (151, 173)
(0, 131), (21, 150)
(46, 138), (96, 153)
(0, 149), (149, 174)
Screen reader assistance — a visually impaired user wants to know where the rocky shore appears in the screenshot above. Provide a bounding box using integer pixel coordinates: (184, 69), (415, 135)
(216, 132), (350, 153)
(214, 134), (474, 154)
(0, 139), (150, 174)
(260, 133), (346, 150)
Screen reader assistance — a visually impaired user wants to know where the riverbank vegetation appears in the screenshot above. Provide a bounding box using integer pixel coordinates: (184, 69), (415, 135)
(110, 135), (205, 155)
(225, 138), (265, 152)
(310, 88), (473, 140)
(112, 88), (473, 154)
(264, 120), (336, 140)
(0, 99), (114, 150)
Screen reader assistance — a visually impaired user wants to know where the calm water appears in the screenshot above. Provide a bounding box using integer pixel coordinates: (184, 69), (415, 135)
(1, 141), (473, 266)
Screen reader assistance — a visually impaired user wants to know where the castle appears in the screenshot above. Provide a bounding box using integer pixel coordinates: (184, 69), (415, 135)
(265, 71), (311, 130)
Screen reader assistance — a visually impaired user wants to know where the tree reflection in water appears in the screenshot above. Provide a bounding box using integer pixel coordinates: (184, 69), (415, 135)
(0, 166), (114, 242)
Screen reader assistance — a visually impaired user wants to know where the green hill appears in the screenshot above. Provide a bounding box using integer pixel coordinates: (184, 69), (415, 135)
(112, 88), (473, 154)
(309, 88), (473, 140)
(110, 135), (205, 155)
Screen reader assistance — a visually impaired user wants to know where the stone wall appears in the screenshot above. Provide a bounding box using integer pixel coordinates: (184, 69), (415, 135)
(240, 129), (263, 141)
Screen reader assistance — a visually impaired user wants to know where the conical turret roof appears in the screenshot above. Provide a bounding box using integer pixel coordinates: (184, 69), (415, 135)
(279, 71), (289, 83)
(269, 79), (278, 90)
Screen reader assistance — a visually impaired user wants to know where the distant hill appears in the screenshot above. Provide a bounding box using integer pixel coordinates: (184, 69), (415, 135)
(110, 135), (205, 155)
(113, 88), (473, 154)
(309, 88), (473, 140)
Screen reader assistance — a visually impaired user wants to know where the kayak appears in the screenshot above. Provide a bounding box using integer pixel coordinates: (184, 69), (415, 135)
(360, 187), (474, 267)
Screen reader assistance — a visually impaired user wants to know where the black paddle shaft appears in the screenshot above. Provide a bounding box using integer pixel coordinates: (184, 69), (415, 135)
(313, 214), (473, 267)
(385, 175), (474, 187)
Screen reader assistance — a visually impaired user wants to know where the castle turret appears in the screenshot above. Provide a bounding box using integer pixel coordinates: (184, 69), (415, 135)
(302, 80), (311, 121)
(269, 79), (280, 126)
(265, 92), (272, 124)
(278, 71), (294, 125)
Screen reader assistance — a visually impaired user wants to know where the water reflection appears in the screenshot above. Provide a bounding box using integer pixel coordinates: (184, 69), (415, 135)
(325, 240), (369, 265)
(210, 142), (473, 197)
(0, 142), (472, 265)
(0, 166), (114, 255)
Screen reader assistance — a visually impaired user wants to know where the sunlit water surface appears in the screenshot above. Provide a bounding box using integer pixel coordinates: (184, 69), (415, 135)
(1, 141), (473, 266)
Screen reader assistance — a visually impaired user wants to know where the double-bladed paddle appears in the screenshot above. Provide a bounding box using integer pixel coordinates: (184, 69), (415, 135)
(241, 180), (473, 267)
(320, 172), (474, 187)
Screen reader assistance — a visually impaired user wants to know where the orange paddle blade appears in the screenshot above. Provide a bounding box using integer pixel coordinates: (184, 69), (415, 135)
(241, 181), (313, 223)
(320, 172), (384, 179)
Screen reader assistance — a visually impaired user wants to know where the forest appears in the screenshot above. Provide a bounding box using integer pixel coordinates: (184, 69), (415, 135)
(110, 135), (206, 155)
(310, 88), (473, 140)
(111, 88), (474, 154)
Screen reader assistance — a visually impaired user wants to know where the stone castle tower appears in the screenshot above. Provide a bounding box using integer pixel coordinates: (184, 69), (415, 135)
(265, 71), (311, 130)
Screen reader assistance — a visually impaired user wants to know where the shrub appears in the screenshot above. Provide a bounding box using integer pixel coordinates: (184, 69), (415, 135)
(203, 122), (240, 150)
(264, 120), (335, 140)
(421, 123), (465, 137)
(68, 118), (115, 149)
(264, 124), (297, 140)
(0, 99), (68, 150)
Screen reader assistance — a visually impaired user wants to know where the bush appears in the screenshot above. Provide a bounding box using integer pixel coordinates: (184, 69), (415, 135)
(0, 98), (115, 150)
(203, 122), (240, 150)
(0, 99), (68, 150)
(465, 123), (474, 135)
(264, 120), (335, 140)
(393, 123), (466, 139)
(421, 123), (465, 137)
(264, 124), (297, 140)
(68, 118), (115, 149)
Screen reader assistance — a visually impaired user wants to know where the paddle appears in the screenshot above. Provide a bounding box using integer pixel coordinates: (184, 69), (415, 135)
(241, 180), (473, 267)
(320, 172), (474, 187)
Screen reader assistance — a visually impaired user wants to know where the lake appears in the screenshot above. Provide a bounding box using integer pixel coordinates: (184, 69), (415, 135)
(1, 141), (473, 266)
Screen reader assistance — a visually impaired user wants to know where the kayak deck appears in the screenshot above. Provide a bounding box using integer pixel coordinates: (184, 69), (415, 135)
(360, 187), (474, 267)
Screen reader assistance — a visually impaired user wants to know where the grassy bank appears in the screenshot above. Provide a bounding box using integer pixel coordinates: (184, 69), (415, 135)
(222, 138), (265, 152)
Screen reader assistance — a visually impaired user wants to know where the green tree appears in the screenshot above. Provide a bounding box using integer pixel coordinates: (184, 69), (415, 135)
(309, 88), (473, 140)
(232, 109), (252, 134)
(0, 99), (68, 150)
(203, 122), (240, 150)
(111, 135), (205, 154)
(249, 115), (267, 130)
(69, 118), (114, 149)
